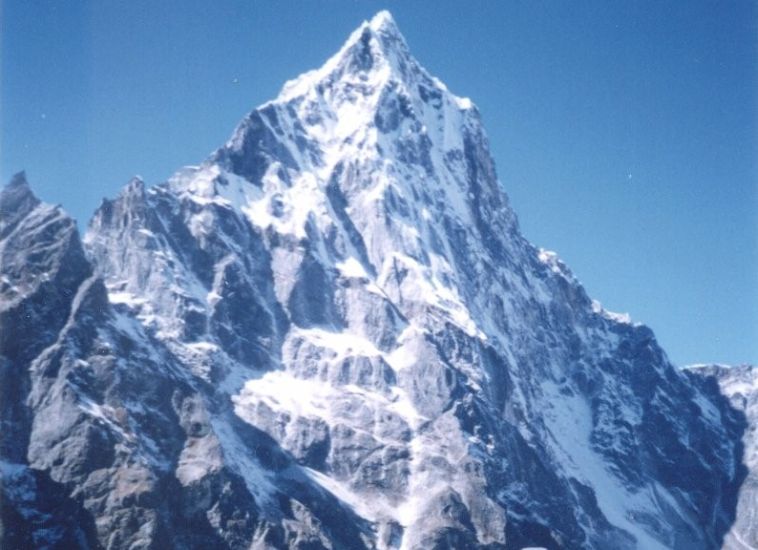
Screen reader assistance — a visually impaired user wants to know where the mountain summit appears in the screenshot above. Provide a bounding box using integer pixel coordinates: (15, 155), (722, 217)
(277, 11), (421, 101)
(2, 12), (752, 550)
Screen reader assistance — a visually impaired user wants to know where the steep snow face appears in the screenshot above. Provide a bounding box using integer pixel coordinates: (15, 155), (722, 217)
(685, 365), (757, 550)
(7, 10), (744, 550)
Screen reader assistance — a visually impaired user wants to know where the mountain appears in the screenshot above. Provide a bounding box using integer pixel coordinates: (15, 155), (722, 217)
(1, 11), (750, 550)
(684, 364), (758, 550)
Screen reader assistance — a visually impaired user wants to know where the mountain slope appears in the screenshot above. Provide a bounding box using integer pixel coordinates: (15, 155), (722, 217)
(685, 365), (758, 550)
(0, 176), (378, 549)
(2, 11), (748, 550)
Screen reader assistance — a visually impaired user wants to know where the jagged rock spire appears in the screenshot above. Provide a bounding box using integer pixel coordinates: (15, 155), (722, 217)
(1, 171), (41, 236)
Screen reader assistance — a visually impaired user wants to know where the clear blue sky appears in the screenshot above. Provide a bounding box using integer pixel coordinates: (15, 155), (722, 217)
(2, 1), (756, 366)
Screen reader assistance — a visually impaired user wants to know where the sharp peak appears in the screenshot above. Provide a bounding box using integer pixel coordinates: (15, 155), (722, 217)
(2, 170), (37, 201)
(336, 10), (406, 53)
(6, 170), (30, 189)
(364, 10), (401, 37)
(225, 10), (475, 158)
(276, 10), (417, 102)
(1, 170), (41, 218)
(339, 10), (411, 68)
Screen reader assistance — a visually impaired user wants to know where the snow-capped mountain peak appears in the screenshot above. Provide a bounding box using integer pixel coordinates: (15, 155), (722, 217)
(4, 11), (753, 550)
(277, 10), (416, 102)
(213, 10), (475, 191)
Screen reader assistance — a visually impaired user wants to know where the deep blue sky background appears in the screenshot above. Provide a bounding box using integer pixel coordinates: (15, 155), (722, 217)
(2, 1), (756, 366)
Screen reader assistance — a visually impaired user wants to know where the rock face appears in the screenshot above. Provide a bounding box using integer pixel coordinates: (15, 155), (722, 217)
(685, 365), (758, 550)
(0, 11), (750, 550)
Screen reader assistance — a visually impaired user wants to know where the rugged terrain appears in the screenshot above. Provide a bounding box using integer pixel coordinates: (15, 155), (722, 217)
(685, 365), (758, 550)
(1, 11), (752, 550)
